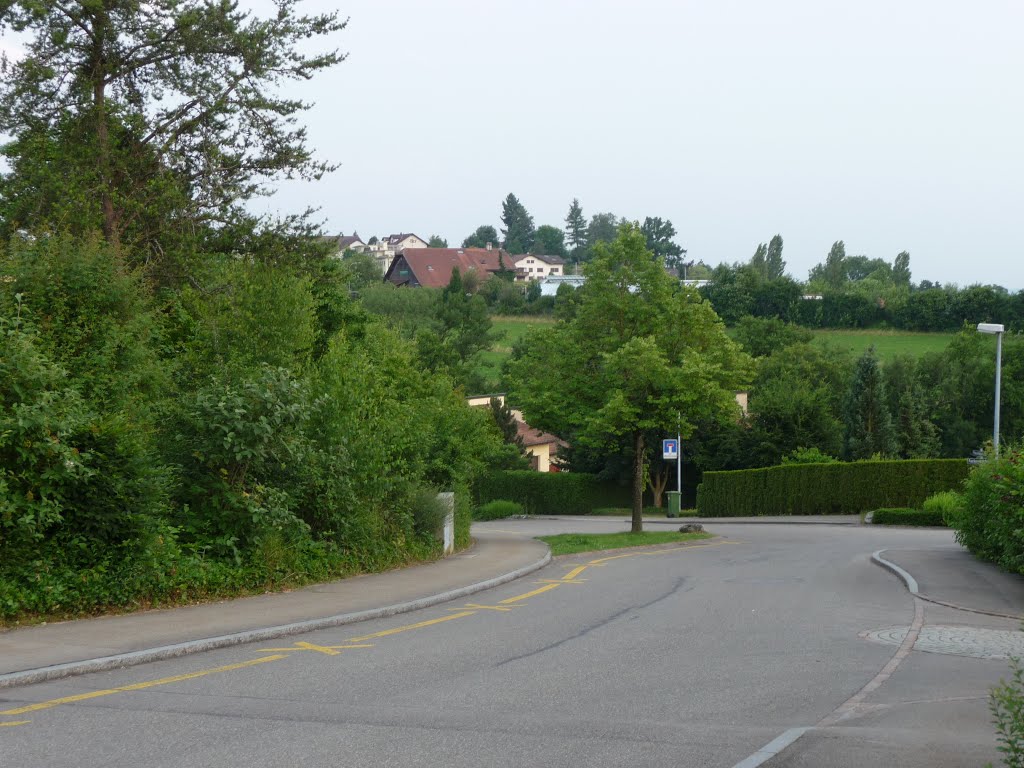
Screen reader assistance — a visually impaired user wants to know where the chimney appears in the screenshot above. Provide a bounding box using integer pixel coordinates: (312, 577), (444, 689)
(486, 242), (492, 251)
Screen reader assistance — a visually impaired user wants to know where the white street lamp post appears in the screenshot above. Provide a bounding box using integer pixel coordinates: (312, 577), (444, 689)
(977, 323), (1005, 457)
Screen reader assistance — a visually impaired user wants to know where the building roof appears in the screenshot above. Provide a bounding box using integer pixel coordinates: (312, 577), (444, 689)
(513, 253), (565, 266)
(386, 232), (425, 246)
(387, 247), (511, 289)
(515, 419), (565, 448)
(320, 233), (365, 251)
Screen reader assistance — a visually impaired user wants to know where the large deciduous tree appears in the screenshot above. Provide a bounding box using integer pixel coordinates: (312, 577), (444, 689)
(532, 224), (567, 257)
(500, 193), (535, 254)
(640, 216), (684, 268)
(0, 0), (345, 262)
(462, 225), (499, 249)
(506, 224), (752, 532)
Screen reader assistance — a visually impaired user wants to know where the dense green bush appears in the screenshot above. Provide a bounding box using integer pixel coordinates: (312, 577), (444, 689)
(922, 490), (963, 524)
(872, 507), (947, 526)
(696, 458), (969, 517)
(946, 446), (1024, 573)
(475, 471), (631, 515)
(475, 500), (525, 520)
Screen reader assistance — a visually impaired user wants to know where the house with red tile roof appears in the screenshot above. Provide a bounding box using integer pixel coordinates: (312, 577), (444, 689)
(384, 246), (513, 289)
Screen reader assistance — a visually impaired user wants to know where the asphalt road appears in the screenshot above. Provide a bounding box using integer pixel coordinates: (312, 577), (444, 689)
(0, 521), (1014, 767)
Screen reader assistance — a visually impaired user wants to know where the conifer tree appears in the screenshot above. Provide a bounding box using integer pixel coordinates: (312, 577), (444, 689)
(500, 193), (535, 254)
(843, 348), (897, 459)
(564, 198), (587, 251)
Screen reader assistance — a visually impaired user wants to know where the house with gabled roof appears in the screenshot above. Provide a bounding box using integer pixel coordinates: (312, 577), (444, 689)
(385, 246), (512, 289)
(513, 253), (565, 282)
(386, 233), (429, 251)
(321, 232), (367, 254)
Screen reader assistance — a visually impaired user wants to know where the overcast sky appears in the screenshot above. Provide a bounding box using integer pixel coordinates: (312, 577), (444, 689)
(4, 1), (1023, 289)
(256, 0), (1020, 289)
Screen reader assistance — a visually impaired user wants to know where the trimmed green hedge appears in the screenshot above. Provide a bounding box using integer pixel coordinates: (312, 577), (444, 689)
(475, 471), (631, 516)
(872, 507), (947, 527)
(696, 459), (969, 517)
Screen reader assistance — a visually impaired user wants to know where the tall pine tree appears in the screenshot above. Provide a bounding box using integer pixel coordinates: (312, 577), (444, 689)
(564, 198), (587, 251)
(500, 193), (535, 254)
(843, 348), (897, 459)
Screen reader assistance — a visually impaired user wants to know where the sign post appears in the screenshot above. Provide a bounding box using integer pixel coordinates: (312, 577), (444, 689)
(663, 438), (681, 518)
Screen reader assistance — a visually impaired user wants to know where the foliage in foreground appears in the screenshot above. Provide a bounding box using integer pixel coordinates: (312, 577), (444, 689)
(990, 656), (1024, 768)
(539, 531), (712, 556)
(947, 445), (1024, 574)
(0, 236), (511, 622)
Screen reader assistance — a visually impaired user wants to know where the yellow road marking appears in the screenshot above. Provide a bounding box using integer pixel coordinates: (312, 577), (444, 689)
(255, 642), (373, 656)
(587, 538), (738, 565)
(348, 611), (476, 642)
(499, 583), (561, 604)
(563, 565), (590, 580)
(452, 604), (520, 612)
(0, 655), (287, 717)
(0, 721), (30, 727)
(535, 579), (586, 584)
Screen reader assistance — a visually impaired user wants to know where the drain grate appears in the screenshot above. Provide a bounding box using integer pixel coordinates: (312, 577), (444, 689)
(863, 625), (1024, 660)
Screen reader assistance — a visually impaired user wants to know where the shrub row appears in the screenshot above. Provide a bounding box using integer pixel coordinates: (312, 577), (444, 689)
(474, 471), (631, 516)
(696, 459), (969, 517)
(872, 508), (947, 527)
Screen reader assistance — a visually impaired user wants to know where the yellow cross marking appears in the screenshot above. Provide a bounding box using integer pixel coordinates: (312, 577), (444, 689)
(348, 611), (476, 642)
(563, 565), (590, 580)
(255, 642), (373, 656)
(1, 721), (30, 727)
(0, 655), (286, 717)
(498, 583), (561, 604)
(450, 603), (520, 612)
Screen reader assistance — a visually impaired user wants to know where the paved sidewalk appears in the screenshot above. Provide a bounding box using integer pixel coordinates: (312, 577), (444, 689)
(876, 545), (1024, 619)
(539, 514), (863, 526)
(0, 532), (550, 688)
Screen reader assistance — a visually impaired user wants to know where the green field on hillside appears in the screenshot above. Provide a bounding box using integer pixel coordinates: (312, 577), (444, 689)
(474, 317), (957, 392)
(809, 329), (955, 359)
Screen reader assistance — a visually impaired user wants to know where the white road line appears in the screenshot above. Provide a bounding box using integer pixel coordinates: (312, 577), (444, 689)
(730, 727), (811, 768)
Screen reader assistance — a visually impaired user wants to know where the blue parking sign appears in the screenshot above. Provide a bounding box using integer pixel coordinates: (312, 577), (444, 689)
(662, 439), (678, 460)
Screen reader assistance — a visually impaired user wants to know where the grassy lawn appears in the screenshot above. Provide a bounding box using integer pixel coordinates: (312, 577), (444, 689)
(810, 329), (954, 360)
(539, 531), (712, 556)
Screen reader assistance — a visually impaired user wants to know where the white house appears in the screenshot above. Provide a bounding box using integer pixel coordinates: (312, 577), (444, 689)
(514, 253), (564, 282)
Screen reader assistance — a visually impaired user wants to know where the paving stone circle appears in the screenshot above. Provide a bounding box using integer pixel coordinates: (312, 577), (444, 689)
(864, 625), (1024, 660)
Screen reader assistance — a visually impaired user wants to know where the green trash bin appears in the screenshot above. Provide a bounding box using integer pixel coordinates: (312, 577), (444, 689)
(666, 491), (681, 518)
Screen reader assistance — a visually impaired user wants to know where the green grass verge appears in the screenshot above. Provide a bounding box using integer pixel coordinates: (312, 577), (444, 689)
(538, 531), (712, 556)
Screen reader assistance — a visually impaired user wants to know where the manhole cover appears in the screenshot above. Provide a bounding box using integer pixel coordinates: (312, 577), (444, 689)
(863, 625), (1024, 659)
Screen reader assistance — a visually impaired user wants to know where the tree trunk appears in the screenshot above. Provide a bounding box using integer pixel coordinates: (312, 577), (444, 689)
(632, 431), (645, 533)
(647, 463), (669, 508)
(91, 10), (121, 253)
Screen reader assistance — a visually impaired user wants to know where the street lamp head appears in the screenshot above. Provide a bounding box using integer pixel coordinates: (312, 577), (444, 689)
(977, 323), (1005, 334)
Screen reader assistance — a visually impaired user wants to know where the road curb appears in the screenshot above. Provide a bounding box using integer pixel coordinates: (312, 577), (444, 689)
(0, 549), (552, 690)
(871, 549), (1023, 621)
